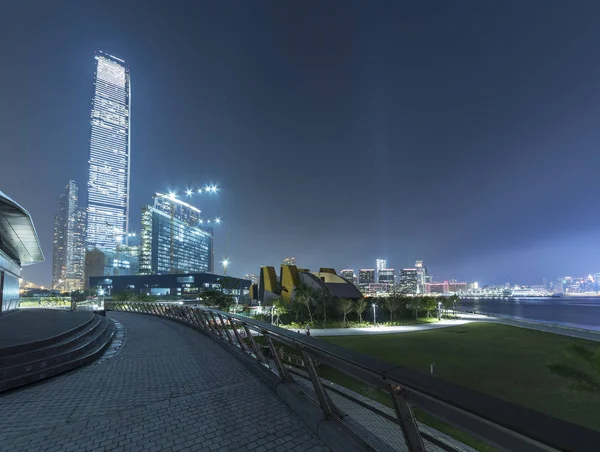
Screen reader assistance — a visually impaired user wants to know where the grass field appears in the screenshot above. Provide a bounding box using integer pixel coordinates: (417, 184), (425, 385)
(320, 322), (600, 432)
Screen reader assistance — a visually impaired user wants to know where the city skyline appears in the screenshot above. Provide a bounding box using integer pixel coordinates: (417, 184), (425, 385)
(4, 3), (600, 286)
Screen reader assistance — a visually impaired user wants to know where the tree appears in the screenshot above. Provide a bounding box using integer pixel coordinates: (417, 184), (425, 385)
(422, 296), (437, 318)
(383, 296), (401, 323)
(409, 297), (423, 319)
(339, 298), (354, 325)
(450, 294), (461, 316)
(273, 297), (288, 325)
(354, 298), (368, 322)
(294, 283), (315, 322)
(441, 297), (453, 317)
(313, 289), (334, 324)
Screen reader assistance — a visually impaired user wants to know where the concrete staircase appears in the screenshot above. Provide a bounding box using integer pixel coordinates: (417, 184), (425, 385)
(0, 313), (115, 393)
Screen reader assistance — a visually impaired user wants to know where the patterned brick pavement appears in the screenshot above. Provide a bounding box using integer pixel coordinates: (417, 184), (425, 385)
(0, 312), (328, 451)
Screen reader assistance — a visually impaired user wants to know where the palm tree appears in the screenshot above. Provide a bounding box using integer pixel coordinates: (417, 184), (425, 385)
(339, 298), (354, 325)
(294, 283), (315, 322)
(354, 298), (368, 322)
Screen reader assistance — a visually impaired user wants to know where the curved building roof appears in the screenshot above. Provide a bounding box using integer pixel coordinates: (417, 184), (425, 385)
(0, 190), (44, 265)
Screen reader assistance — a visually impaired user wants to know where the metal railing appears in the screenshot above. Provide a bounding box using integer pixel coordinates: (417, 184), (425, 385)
(105, 301), (600, 452)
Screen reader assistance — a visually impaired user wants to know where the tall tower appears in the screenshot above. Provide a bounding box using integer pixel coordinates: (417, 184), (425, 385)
(376, 258), (387, 281)
(52, 181), (86, 291)
(86, 51), (131, 251)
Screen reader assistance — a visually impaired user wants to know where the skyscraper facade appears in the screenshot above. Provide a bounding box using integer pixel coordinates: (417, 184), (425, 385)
(86, 51), (131, 251)
(376, 258), (386, 281)
(52, 181), (86, 291)
(378, 268), (395, 285)
(140, 193), (213, 275)
(415, 260), (430, 294)
(358, 268), (375, 285)
(399, 268), (418, 294)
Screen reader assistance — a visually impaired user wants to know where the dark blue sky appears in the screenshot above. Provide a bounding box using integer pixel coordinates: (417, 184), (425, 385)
(3, 1), (600, 286)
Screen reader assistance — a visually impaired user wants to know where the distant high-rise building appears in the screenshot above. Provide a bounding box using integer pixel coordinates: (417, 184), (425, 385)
(376, 259), (386, 281)
(244, 274), (259, 285)
(140, 193), (213, 275)
(86, 51), (131, 251)
(52, 181), (86, 292)
(398, 268), (418, 294)
(282, 257), (296, 266)
(340, 269), (356, 284)
(414, 260), (430, 294)
(448, 280), (468, 293)
(378, 268), (395, 285)
(359, 269), (375, 285)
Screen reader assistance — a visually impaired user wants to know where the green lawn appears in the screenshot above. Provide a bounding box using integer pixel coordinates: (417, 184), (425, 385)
(321, 322), (600, 432)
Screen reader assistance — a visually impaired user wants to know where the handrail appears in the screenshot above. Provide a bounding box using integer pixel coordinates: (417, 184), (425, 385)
(106, 301), (600, 452)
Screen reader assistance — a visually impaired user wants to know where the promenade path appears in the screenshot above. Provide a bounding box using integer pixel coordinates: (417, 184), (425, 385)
(0, 312), (328, 452)
(308, 314), (600, 342)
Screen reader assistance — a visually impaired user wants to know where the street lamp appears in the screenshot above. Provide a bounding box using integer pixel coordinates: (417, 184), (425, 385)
(372, 303), (377, 326)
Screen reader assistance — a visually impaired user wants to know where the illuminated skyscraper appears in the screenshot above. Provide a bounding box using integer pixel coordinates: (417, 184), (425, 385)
(86, 51), (131, 251)
(376, 258), (386, 281)
(359, 269), (375, 286)
(140, 193), (213, 275)
(52, 181), (86, 291)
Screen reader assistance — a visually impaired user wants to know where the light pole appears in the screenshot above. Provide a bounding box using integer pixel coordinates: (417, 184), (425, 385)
(372, 303), (377, 326)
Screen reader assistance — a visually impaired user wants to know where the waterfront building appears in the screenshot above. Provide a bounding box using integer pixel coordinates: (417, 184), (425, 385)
(359, 268), (375, 286)
(426, 281), (449, 294)
(398, 268), (418, 294)
(86, 51), (131, 251)
(0, 190), (44, 313)
(52, 181), (86, 292)
(448, 280), (468, 293)
(139, 193), (213, 275)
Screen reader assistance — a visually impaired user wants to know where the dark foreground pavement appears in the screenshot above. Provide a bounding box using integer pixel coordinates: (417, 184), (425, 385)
(0, 312), (328, 452)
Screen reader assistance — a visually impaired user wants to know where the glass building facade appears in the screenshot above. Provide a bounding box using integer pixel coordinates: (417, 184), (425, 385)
(140, 194), (213, 275)
(52, 181), (86, 291)
(86, 51), (131, 251)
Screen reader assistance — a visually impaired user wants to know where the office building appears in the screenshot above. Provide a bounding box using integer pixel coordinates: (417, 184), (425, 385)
(398, 268), (418, 294)
(414, 260), (431, 294)
(89, 272), (250, 301)
(376, 259), (386, 281)
(426, 281), (449, 294)
(0, 190), (44, 313)
(52, 181), (86, 292)
(84, 247), (139, 288)
(378, 268), (395, 285)
(140, 193), (213, 275)
(358, 268), (375, 285)
(448, 280), (468, 293)
(86, 51), (131, 251)
(340, 269), (357, 284)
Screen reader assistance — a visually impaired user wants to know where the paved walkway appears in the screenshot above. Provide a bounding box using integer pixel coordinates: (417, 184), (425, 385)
(0, 312), (328, 452)
(308, 314), (600, 342)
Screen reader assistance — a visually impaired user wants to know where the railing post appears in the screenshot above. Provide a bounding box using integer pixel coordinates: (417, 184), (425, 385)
(389, 384), (426, 452)
(265, 334), (294, 383)
(192, 309), (208, 330)
(217, 313), (234, 344)
(242, 323), (267, 364)
(209, 312), (226, 339)
(227, 317), (248, 352)
(201, 311), (218, 335)
(300, 350), (341, 418)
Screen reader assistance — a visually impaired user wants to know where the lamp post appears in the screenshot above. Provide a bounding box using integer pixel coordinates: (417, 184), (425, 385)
(372, 303), (377, 326)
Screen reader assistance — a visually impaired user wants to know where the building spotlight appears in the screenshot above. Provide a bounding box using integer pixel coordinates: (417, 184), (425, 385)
(169, 192), (177, 200)
(197, 188), (203, 193)
(215, 218), (221, 224)
(186, 189), (193, 196)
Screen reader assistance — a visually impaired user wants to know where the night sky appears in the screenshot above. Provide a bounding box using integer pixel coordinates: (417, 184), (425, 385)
(3, 1), (600, 286)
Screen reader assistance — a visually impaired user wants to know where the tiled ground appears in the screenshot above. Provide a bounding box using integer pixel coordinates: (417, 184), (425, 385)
(0, 312), (328, 451)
